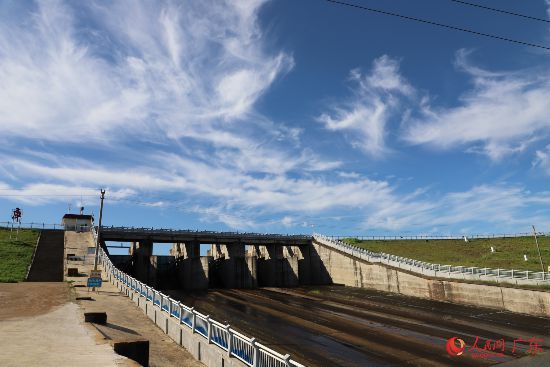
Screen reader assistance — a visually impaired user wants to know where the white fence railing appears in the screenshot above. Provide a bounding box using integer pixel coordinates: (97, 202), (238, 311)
(313, 234), (549, 284)
(329, 232), (549, 241)
(98, 247), (304, 367)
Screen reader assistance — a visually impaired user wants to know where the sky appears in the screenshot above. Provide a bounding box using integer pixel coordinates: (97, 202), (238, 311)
(1, 0), (550, 237)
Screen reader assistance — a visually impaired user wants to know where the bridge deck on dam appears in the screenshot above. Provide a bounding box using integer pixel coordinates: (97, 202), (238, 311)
(100, 226), (311, 245)
(163, 286), (549, 367)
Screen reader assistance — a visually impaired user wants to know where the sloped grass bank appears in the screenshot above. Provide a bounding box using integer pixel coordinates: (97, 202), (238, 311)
(0, 228), (39, 282)
(344, 236), (550, 272)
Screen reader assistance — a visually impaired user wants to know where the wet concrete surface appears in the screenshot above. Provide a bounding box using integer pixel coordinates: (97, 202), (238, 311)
(164, 286), (549, 367)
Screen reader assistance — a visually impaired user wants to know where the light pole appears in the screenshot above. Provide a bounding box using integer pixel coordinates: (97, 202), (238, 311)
(93, 189), (106, 272)
(532, 225), (545, 278)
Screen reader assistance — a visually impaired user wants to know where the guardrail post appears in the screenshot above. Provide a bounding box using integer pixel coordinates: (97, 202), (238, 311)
(251, 338), (258, 367)
(225, 324), (232, 356)
(283, 354), (291, 367)
(179, 303), (183, 324)
(497, 268), (500, 278)
(206, 315), (211, 344)
(191, 308), (196, 333)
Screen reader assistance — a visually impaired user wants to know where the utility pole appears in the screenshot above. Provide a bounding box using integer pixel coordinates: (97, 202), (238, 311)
(93, 189), (106, 272)
(532, 225), (545, 278)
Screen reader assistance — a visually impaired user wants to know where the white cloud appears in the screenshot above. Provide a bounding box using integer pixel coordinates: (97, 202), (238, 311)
(0, 0), (293, 144)
(0, 182), (133, 206)
(365, 184), (550, 232)
(533, 145), (550, 175)
(403, 50), (550, 160)
(318, 55), (413, 157)
(281, 216), (294, 227)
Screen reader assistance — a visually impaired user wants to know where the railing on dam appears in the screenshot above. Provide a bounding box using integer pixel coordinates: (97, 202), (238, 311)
(100, 226), (310, 239)
(95, 232), (305, 366)
(313, 234), (549, 285)
(99, 225), (312, 245)
(0, 221), (65, 230)
(329, 232), (549, 241)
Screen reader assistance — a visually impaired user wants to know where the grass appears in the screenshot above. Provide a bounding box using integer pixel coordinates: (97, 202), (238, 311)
(343, 236), (550, 272)
(0, 228), (40, 282)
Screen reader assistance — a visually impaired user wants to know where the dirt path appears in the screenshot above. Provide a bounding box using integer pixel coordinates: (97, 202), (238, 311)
(0, 282), (69, 320)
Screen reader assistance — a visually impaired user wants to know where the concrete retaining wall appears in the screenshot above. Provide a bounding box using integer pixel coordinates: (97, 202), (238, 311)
(312, 240), (550, 317)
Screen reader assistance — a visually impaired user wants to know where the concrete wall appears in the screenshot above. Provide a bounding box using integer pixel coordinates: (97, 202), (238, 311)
(257, 257), (299, 287)
(176, 257), (209, 291)
(209, 244), (257, 289)
(210, 256), (257, 289)
(312, 240), (550, 317)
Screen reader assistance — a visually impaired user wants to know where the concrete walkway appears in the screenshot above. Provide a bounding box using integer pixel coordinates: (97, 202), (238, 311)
(0, 283), (135, 367)
(66, 231), (203, 367)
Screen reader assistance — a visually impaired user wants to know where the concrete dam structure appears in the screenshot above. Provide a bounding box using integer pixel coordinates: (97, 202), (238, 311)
(100, 226), (550, 318)
(97, 227), (550, 366)
(101, 227), (330, 291)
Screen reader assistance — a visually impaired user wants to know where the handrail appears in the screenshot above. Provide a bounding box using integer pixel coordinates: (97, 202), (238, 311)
(313, 234), (548, 283)
(95, 230), (304, 367)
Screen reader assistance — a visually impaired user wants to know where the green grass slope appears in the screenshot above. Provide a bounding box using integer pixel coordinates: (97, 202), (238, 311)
(0, 228), (40, 282)
(344, 236), (550, 272)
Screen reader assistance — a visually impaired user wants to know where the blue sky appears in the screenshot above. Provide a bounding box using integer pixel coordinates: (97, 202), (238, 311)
(1, 0), (550, 236)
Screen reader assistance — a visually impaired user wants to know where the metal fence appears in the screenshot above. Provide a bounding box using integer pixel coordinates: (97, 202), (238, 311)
(329, 232), (549, 241)
(100, 225), (311, 240)
(97, 246), (304, 366)
(0, 221), (65, 230)
(313, 234), (549, 284)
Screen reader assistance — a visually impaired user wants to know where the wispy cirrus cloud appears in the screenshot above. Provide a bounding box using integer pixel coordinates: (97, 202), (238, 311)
(317, 55), (413, 157)
(0, 0), (294, 147)
(3, 152), (550, 232)
(403, 49), (550, 160)
(2, 2), (550, 234)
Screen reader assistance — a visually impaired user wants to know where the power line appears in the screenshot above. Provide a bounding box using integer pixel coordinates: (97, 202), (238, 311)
(449, 0), (550, 24)
(323, 0), (550, 51)
(0, 194), (97, 197)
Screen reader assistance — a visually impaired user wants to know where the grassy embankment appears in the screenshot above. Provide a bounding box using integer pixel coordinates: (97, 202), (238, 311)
(0, 228), (39, 282)
(343, 236), (550, 272)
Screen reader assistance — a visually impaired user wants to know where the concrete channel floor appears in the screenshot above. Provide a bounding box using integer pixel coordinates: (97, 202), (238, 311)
(0, 282), (136, 367)
(165, 286), (550, 367)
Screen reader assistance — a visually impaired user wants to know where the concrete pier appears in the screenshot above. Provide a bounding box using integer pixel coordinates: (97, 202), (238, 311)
(101, 228), (325, 290)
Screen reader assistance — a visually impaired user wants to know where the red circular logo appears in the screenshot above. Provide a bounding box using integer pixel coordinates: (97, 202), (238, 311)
(446, 337), (466, 356)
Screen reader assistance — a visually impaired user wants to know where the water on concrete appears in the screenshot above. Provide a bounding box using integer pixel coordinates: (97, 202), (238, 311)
(164, 286), (549, 367)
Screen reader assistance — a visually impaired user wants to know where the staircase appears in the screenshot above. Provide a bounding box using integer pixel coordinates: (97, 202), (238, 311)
(26, 230), (65, 282)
